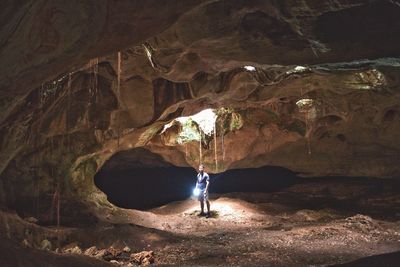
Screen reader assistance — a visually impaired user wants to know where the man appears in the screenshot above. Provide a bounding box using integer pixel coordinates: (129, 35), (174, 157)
(195, 164), (210, 218)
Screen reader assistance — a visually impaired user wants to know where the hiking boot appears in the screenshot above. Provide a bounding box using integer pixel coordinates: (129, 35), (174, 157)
(205, 212), (211, 218)
(198, 211), (206, 216)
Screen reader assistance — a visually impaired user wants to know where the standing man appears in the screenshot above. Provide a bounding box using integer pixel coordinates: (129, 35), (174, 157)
(196, 164), (210, 218)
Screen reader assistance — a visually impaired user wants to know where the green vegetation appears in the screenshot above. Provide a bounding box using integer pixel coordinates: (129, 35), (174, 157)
(229, 112), (243, 131)
(176, 118), (201, 144)
(162, 107), (244, 144)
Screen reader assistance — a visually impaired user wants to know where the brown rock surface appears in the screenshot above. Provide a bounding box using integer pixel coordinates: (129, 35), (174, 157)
(130, 250), (155, 266)
(0, 0), (400, 223)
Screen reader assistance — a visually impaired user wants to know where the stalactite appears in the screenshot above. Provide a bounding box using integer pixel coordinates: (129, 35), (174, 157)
(50, 182), (60, 227)
(93, 58), (98, 103)
(306, 112), (312, 155)
(32, 132), (38, 215)
(35, 85), (44, 217)
(221, 121), (225, 161)
(56, 187), (61, 249)
(35, 175), (40, 218)
(214, 121), (218, 171)
(84, 74), (90, 128)
(50, 163), (55, 223)
(33, 139), (39, 217)
(117, 52), (121, 102)
(67, 73), (71, 149)
(199, 131), (202, 164)
(117, 52), (121, 149)
(88, 59), (93, 100)
(56, 180), (60, 228)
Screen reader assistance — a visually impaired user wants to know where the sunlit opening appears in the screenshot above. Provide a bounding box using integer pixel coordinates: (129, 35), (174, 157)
(162, 108), (217, 142)
(243, 65), (256, 72)
(161, 108), (242, 146)
(296, 98), (314, 109)
(178, 108), (217, 135)
(286, 65), (310, 75)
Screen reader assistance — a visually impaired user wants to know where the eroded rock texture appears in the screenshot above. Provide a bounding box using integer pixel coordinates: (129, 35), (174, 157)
(1, 0), (400, 220)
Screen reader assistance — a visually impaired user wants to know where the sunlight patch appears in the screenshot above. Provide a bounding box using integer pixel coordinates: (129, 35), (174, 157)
(296, 98), (314, 109)
(243, 66), (256, 72)
(286, 65), (310, 75)
(162, 109), (217, 143)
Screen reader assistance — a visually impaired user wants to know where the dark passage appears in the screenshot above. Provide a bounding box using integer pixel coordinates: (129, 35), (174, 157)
(94, 165), (296, 210)
(94, 148), (297, 210)
(94, 148), (400, 217)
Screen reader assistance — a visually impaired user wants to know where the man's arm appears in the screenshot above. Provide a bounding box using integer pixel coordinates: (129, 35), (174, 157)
(205, 174), (210, 191)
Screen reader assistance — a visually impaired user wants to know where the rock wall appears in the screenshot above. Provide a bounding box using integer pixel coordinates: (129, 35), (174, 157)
(1, 0), (400, 221)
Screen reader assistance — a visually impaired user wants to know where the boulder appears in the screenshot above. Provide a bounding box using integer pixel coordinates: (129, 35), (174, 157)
(130, 250), (155, 266)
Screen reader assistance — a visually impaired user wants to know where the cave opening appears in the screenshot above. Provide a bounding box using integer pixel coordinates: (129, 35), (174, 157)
(93, 146), (400, 227)
(94, 147), (400, 222)
(94, 148), (297, 210)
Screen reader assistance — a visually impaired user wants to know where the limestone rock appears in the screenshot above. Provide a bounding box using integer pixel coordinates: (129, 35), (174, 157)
(1, 0), (400, 224)
(130, 250), (155, 266)
(102, 246), (122, 261)
(39, 239), (52, 251)
(94, 249), (108, 259)
(64, 246), (82, 254)
(84, 246), (98, 256)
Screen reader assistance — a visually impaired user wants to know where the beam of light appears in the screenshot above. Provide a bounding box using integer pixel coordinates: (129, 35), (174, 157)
(193, 187), (200, 197)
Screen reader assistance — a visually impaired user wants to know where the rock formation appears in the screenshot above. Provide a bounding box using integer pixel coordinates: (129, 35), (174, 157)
(0, 0), (400, 223)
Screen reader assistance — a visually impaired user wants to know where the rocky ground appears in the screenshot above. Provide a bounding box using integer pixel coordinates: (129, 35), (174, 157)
(1, 177), (400, 266)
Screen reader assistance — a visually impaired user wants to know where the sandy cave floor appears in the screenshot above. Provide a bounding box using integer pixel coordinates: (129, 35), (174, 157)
(2, 178), (400, 266)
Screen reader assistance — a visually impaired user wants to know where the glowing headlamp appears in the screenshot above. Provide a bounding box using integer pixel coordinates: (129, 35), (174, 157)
(193, 187), (200, 197)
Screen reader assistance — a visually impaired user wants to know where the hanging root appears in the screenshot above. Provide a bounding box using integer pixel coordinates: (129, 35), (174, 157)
(117, 52), (122, 149)
(214, 121), (218, 171)
(199, 131), (202, 164)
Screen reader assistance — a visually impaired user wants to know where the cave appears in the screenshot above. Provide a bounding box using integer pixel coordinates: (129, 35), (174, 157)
(94, 148), (297, 210)
(1, 1), (400, 266)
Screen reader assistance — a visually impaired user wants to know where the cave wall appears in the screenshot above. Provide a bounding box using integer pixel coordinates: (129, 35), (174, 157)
(1, 0), (400, 221)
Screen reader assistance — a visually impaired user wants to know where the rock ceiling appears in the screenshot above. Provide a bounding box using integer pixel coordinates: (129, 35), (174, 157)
(1, 0), (400, 213)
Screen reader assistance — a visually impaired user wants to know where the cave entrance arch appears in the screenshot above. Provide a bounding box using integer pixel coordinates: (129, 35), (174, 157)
(94, 148), (297, 210)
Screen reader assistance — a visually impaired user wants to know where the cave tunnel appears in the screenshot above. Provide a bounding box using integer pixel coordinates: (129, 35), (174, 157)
(94, 148), (297, 210)
(94, 147), (400, 222)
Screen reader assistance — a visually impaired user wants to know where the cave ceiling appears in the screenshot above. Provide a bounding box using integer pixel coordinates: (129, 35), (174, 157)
(1, 0), (400, 186)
